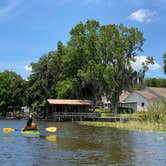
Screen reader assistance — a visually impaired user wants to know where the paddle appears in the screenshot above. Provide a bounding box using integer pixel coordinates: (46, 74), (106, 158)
(2, 127), (57, 133)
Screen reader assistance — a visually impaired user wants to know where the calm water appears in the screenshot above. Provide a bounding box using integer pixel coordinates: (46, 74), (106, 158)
(0, 120), (166, 166)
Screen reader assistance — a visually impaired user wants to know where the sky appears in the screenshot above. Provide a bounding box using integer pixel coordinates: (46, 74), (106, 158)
(0, 0), (165, 79)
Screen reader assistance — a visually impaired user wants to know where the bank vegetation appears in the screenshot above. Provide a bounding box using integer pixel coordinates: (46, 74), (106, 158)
(79, 102), (166, 132)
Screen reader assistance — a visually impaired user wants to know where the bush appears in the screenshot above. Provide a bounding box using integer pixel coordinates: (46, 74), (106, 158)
(144, 102), (166, 124)
(117, 107), (133, 114)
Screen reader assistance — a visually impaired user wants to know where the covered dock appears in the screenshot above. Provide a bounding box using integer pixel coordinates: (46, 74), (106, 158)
(39, 99), (100, 121)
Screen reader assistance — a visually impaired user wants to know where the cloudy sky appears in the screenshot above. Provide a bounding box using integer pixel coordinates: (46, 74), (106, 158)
(0, 0), (165, 79)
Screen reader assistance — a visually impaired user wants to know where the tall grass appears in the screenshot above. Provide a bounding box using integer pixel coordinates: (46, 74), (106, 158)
(143, 102), (166, 127)
(79, 102), (166, 132)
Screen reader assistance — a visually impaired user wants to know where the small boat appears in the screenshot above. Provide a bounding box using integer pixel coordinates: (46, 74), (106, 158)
(21, 130), (40, 135)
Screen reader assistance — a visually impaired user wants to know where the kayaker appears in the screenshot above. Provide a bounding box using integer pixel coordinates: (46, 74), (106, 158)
(22, 114), (38, 131)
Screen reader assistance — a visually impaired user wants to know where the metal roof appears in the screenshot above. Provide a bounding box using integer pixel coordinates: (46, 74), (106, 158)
(146, 87), (166, 98)
(135, 91), (158, 100)
(47, 99), (93, 105)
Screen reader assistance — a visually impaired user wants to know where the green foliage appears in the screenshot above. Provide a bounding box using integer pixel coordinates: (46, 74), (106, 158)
(143, 102), (166, 124)
(0, 70), (26, 113)
(163, 53), (166, 74)
(56, 78), (79, 98)
(144, 78), (166, 87)
(27, 20), (145, 111)
(0, 21), (152, 114)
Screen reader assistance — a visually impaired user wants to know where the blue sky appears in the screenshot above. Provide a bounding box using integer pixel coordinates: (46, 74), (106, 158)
(0, 0), (165, 79)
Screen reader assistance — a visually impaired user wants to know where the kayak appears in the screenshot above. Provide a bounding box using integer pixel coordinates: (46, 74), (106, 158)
(21, 130), (40, 135)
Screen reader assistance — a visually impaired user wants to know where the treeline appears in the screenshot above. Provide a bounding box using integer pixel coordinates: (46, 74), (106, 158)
(1, 20), (165, 113)
(0, 71), (27, 114)
(144, 78), (166, 87)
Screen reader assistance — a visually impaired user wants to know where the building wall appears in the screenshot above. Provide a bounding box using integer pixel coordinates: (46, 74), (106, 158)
(124, 92), (149, 111)
(119, 102), (137, 111)
(101, 96), (110, 109)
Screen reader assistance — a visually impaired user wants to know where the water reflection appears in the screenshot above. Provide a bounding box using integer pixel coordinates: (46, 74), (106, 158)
(0, 120), (166, 165)
(41, 135), (57, 142)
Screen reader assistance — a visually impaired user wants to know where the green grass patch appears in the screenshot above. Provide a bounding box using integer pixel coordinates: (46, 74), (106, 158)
(78, 121), (166, 132)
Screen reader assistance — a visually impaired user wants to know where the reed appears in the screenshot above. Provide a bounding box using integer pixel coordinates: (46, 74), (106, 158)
(143, 102), (166, 124)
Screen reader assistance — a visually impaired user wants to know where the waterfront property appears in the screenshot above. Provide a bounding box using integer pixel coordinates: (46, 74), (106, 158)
(122, 87), (166, 111)
(39, 99), (100, 121)
(101, 87), (166, 112)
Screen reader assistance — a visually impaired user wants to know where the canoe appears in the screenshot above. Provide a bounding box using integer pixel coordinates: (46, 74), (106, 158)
(21, 130), (40, 135)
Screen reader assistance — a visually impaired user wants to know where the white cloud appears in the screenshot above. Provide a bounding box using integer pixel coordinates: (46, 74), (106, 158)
(24, 64), (32, 71)
(129, 8), (157, 23)
(131, 56), (160, 71)
(0, 0), (22, 17)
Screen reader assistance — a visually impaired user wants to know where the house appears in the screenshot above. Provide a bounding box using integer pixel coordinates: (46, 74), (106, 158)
(101, 91), (130, 109)
(101, 96), (110, 109)
(122, 87), (166, 111)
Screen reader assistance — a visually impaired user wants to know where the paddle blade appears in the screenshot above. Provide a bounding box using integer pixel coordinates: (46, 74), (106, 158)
(45, 127), (57, 132)
(2, 128), (15, 133)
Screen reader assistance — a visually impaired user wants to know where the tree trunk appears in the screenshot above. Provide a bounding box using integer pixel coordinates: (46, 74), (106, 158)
(114, 103), (118, 115)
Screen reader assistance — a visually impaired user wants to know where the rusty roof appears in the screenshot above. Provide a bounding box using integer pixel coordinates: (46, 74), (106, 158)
(47, 99), (93, 105)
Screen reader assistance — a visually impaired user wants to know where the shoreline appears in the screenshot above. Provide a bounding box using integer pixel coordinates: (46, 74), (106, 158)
(78, 121), (166, 132)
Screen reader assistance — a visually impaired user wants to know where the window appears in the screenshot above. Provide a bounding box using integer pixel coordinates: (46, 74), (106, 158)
(141, 102), (144, 107)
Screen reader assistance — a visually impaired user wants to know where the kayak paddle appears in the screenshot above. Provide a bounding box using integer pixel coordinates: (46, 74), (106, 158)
(2, 127), (57, 133)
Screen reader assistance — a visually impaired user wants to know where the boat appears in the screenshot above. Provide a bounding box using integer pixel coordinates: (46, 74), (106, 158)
(21, 130), (40, 135)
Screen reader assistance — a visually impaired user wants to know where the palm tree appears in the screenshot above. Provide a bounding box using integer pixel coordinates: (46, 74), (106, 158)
(164, 53), (166, 74)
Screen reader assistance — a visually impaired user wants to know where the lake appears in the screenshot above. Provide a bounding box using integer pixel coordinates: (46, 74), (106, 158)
(0, 120), (166, 166)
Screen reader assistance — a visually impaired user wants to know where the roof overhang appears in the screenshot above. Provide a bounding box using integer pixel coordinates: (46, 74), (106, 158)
(47, 99), (93, 106)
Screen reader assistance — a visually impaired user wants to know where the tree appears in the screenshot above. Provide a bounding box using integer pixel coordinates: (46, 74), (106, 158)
(0, 70), (26, 115)
(99, 24), (144, 113)
(66, 21), (145, 113)
(65, 20), (102, 101)
(164, 53), (166, 74)
(139, 56), (154, 84)
(28, 54), (51, 105)
(28, 41), (65, 105)
(28, 20), (145, 114)
(144, 78), (166, 87)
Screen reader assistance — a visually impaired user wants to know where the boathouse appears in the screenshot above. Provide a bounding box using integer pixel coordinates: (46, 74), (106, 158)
(42, 99), (100, 121)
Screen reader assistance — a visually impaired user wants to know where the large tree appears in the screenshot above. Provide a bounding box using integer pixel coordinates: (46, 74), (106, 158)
(28, 20), (145, 113)
(99, 24), (144, 113)
(65, 21), (145, 113)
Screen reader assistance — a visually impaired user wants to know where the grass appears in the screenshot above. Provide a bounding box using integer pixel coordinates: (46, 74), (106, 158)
(89, 103), (166, 132)
(78, 121), (166, 132)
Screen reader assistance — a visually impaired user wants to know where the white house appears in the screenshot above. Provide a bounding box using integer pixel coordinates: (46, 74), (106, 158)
(122, 87), (166, 111)
(101, 91), (130, 109)
(101, 95), (111, 109)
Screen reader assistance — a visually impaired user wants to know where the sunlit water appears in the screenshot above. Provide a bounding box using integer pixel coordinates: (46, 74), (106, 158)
(0, 120), (166, 166)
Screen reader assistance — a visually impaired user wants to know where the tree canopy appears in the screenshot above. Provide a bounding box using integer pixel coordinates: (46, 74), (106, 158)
(28, 20), (147, 113)
(0, 70), (26, 115)
(0, 20), (158, 113)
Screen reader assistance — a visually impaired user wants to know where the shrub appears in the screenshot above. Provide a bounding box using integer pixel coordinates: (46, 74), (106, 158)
(144, 102), (166, 124)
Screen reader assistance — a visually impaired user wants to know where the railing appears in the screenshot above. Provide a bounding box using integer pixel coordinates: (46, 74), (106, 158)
(52, 112), (100, 117)
(38, 112), (101, 121)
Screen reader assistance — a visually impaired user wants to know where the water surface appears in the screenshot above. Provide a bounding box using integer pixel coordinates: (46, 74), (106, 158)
(0, 120), (166, 166)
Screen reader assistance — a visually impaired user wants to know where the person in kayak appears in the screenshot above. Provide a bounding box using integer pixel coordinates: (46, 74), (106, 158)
(22, 114), (38, 131)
